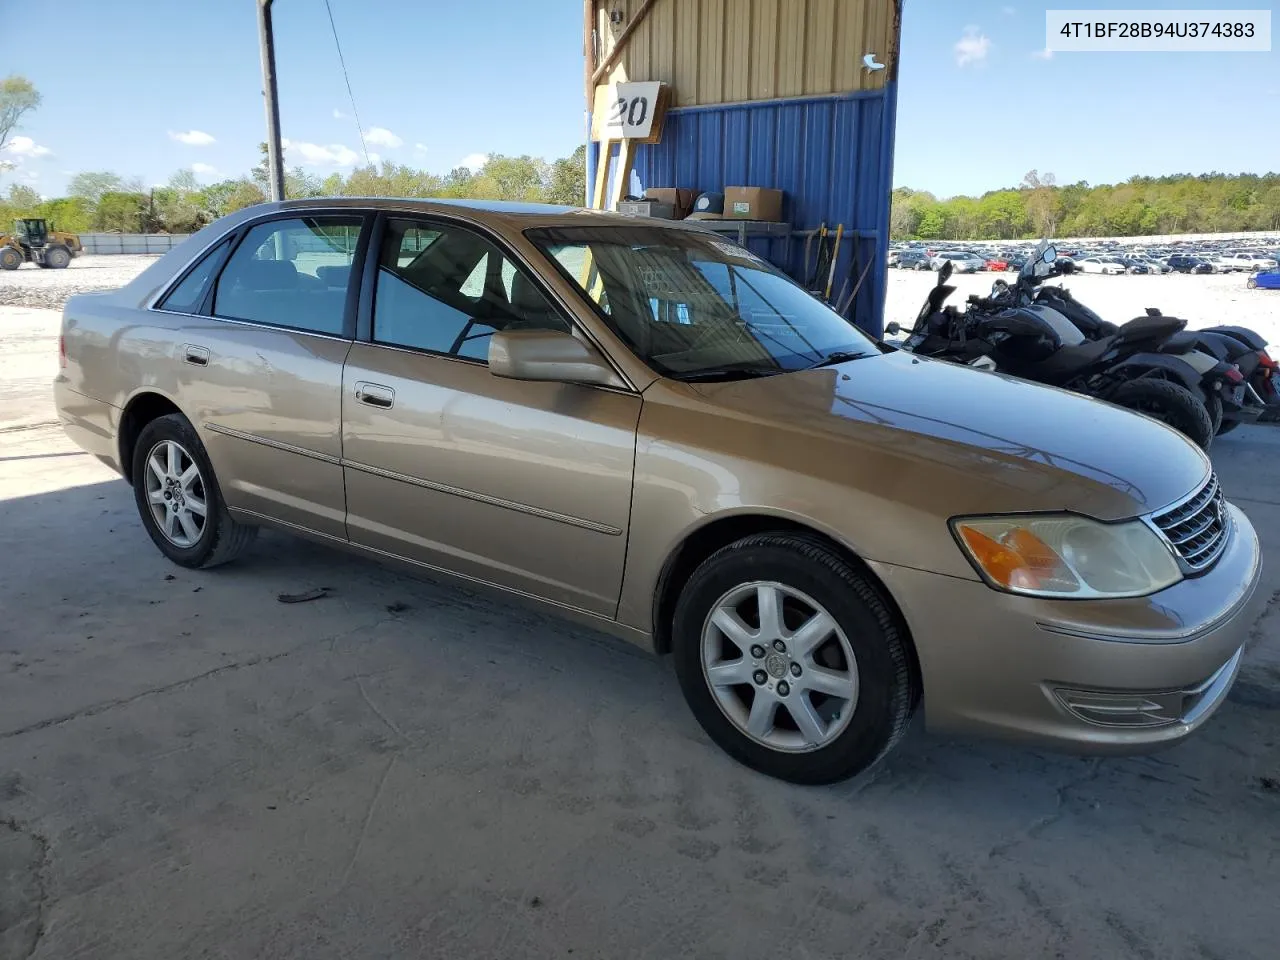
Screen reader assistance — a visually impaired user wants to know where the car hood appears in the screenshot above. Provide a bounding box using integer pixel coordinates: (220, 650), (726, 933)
(690, 350), (1209, 521)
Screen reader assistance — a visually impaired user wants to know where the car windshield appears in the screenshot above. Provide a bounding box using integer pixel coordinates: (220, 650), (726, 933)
(526, 225), (878, 380)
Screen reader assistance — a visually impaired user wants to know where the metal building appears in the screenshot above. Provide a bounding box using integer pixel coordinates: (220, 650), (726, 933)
(585, 0), (902, 336)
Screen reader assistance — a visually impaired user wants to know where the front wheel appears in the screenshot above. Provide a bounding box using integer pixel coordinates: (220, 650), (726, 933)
(1248, 277), (1258, 289)
(672, 534), (917, 784)
(131, 413), (258, 568)
(44, 246), (71, 269)
(1110, 379), (1214, 450)
(0, 247), (21, 270)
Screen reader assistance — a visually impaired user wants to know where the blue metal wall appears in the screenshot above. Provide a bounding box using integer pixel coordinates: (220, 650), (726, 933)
(628, 88), (895, 336)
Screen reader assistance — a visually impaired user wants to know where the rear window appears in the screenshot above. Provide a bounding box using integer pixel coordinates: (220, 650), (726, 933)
(158, 239), (230, 314)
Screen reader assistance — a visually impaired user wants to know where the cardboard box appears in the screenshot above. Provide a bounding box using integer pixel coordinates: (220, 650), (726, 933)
(643, 188), (698, 219)
(723, 186), (784, 221)
(617, 200), (676, 219)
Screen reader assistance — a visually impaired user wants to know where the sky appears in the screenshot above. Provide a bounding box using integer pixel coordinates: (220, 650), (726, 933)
(1, 0), (1276, 200)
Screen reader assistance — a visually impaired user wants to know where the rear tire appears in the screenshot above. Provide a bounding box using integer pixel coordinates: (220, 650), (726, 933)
(1110, 379), (1214, 451)
(0, 247), (21, 270)
(671, 533), (917, 784)
(131, 413), (258, 568)
(45, 246), (71, 269)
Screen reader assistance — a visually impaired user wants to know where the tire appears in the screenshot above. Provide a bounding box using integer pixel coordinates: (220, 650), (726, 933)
(1110, 379), (1214, 451)
(1248, 278), (1258, 289)
(131, 413), (257, 568)
(44, 246), (71, 269)
(671, 533), (917, 785)
(1204, 392), (1223, 435)
(0, 247), (21, 270)
(1217, 419), (1241, 436)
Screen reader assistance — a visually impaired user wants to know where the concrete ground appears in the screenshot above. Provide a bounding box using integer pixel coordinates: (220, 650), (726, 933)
(1, 304), (1278, 960)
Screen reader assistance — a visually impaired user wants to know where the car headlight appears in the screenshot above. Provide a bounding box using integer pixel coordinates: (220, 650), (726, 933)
(951, 514), (1182, 599)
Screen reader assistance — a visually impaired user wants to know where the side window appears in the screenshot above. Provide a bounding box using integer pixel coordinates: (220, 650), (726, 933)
(158, 239), (230, 314)
(373, 218), (569, 362)
(212, 216), (362, 336)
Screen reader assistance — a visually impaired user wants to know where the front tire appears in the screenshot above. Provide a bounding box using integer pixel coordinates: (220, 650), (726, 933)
(44, 246), (71, 269)
(672, 534), (917, 784)
(131, 413), (257, 568)
(1110, 379), (1214, 450)
(1248, 277), (1258, 289)
(0, 247), (21, 270)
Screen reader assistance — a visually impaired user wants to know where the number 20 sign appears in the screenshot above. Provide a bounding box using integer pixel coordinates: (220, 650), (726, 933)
(591, 81), (669, 143)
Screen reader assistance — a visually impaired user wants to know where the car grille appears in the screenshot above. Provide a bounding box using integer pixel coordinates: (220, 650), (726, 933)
(1151, 475), (1229, 573)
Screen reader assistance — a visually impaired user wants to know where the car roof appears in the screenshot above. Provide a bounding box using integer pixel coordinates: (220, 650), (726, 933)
(270, 196), (712, 233)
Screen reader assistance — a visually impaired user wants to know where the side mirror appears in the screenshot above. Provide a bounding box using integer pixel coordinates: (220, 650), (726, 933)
(885, 321), (901, 336)
(488, 329), (623, 388)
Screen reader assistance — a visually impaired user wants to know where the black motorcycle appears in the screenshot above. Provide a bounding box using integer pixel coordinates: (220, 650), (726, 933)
(887, 242), (1218, 449)
(1034, 282), (1273, 434)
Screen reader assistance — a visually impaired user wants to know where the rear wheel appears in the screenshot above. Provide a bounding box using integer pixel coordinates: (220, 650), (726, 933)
(44, 246), (71, 269)
(131, 413), (257, 568)
(0, 247), (21, 270)
(672, 534), (917, 784)
(1110, 379), (1214, 451)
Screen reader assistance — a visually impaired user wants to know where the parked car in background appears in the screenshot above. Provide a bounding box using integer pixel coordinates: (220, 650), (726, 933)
(1075, 256), (1126, 275)
(896, 250), (931, 270)
(929, 250), (985, 273)
(984, 255), (1009, 271)
(1116, 257), (1151, 275)
(1232, 252), (1279, 272)
(1248, 269), (1280, 290)
(1206, 254), (1240, 273)
(1166, 255), (1214, 274)
(53, 199), (1264, 784)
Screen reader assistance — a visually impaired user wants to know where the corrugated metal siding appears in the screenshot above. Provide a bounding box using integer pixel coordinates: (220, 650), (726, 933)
(596, 0), (894, 105)
(632, 91), (890, 333)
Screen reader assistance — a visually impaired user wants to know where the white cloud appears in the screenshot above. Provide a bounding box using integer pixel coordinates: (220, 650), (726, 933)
(365, 126), (402, 148)
(1032, 46), (1054, 60)
(414, 142), (430, 156)
(367, 152), (382, 167)
(1001, 5), (1016, 14)
(954, 27), (991, 67)
(459, 152), (489, 172)
(281, 138), (361, 167)
(169, 129), (216, 146)
(190, 162), (218, 177)
(333, 107), (347, 119)
(3, 135), (53, 158)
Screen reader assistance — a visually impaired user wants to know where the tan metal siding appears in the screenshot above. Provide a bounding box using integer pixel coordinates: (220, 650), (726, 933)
(591, 0), (895, 105)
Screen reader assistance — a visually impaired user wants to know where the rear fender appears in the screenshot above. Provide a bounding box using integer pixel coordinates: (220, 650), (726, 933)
(1202, 325), (1268, 351)
(1109, 352), (1202, 391)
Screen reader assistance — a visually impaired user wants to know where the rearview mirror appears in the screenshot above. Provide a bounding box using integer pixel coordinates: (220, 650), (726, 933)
(885, 321), (901, 336)
(489, 329), (623, 388)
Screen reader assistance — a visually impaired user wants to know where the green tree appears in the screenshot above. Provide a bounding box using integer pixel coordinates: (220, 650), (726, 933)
(5, 183), (41, 211)
(68, 171), (126, 205)
(94, 192), (148, 232)
(0, 75), (41, 158)
(546, 144), (587, 205)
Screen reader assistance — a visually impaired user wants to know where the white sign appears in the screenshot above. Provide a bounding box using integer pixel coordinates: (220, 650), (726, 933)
(599, 81), (662, 140)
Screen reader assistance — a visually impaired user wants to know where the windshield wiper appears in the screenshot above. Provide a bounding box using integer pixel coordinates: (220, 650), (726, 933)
(805, 350), (876, 369)
(674, 367), (778, 383)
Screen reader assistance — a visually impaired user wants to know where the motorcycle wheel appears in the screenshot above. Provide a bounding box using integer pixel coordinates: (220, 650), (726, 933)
(1203, 393), (1223, 435)
(1110, 379), (1214, 451)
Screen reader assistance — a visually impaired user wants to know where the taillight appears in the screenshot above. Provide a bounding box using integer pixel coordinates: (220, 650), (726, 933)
(1257, 350), (1276, 371)
(1224, 366), (1244, 384)
(59, 333), (67, 369)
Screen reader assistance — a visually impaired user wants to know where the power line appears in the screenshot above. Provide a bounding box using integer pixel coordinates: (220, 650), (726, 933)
(323, 0), (371, 167)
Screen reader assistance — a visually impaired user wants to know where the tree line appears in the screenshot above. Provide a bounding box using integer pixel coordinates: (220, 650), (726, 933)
(0, 145), (587, 236)
(892, 170), (1280, 241)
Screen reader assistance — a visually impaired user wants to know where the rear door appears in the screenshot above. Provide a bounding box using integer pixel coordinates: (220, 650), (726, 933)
(161, 212), (370, 539)
(340, 215), (641, 615)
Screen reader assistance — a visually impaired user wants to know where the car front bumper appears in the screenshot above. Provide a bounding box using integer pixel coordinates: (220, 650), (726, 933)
(869, 502), (1262, 753)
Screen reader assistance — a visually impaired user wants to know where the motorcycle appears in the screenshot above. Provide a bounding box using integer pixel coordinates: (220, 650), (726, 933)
(886, 241), (1223, 449)
(1032, 284), (1271, 435)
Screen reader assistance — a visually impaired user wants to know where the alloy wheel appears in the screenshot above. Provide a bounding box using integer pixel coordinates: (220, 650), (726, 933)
(700, 581), (859, 753)
(143, 439), (208, 547)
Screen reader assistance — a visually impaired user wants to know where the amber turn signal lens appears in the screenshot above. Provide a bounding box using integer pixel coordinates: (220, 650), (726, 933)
(956, 524), (1071, 591)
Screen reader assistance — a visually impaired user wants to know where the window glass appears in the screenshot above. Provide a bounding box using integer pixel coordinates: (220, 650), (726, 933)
(159, 239), (230, 314)
(373, 219), (569, 362)
(212, 216), (362, 335)
(528, 225), (878, 380)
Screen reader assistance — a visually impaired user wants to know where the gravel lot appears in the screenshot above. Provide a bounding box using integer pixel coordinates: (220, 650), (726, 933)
(0, 255), (159, 310)
(1, 267), (1279, 958)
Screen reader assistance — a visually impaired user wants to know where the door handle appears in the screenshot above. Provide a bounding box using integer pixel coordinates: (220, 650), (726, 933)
(183, 344), (210, 366)
(354, 381), (395, 409)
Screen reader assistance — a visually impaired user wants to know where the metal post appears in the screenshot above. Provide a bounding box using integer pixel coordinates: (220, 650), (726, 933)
(258, 0), (286, 202)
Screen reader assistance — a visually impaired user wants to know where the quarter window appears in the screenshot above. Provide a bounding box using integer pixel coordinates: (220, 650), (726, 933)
(158, 239), (230, 314)
(212, 216), (362, 335)
(372, 219), (569, 362)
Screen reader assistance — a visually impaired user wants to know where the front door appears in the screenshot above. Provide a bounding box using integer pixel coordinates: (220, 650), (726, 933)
(341, 217), (641, 616)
